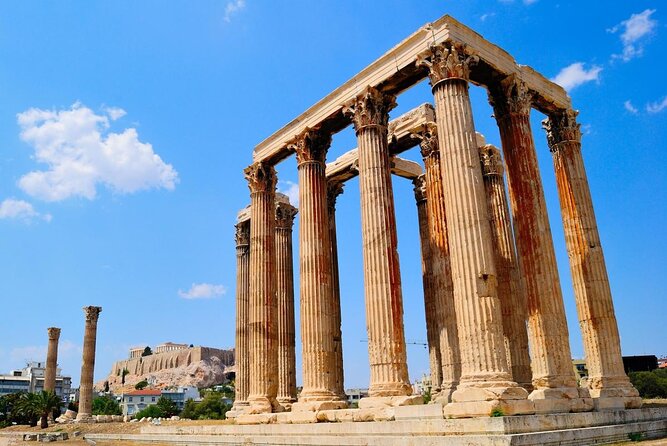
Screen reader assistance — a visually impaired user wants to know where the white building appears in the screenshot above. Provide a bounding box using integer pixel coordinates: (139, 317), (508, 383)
(120, 386), (200, 416)
(0, 362), (72, 403)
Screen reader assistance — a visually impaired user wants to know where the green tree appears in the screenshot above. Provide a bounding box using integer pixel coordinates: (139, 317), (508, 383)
(629, 369), (667, 398)
(180, 398), (198, 419)
(92, 395), (122, 415)
(34, 391), (62, 429)
(121, 368), (130, 385)
(135, 380), (149, 390)
(142, 346), (153, 357)
(134, 404), (163, 419)
(156, 396), (179, 418)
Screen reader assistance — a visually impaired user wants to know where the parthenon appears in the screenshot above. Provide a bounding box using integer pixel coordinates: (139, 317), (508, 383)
(229, 14), (641, 422)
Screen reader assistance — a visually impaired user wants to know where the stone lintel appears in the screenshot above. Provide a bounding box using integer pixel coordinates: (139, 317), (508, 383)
(253, 15), (570, 165)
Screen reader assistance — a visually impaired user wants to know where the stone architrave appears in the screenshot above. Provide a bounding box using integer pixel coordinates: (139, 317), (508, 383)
(478, 143), (533, 391)
(413, 124), (461, 403)
(488, 76), (592, 413)
(290, 128), (347, 412)
(327, 181), (346, 400)
(343, 86), (416, 406)
(417, 43), (532, 418)
(275, 199), (299, 410)
(44, 327), (61, 393)
(229, 219), (251, 417)
(76, 306), (102, 422)
(244, 162), (280, 414)
(544, 110), (641, 410)
(412, 175), (443, 397)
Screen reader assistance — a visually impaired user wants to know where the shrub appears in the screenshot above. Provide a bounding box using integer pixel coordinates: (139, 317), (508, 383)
(92, 395), (122, 415)
(134, 404), (163, 419)
(629, 369), (667, 398)
(134, 380), (149, 390)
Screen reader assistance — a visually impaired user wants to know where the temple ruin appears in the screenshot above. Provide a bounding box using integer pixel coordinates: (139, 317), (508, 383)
(230, 14), (642, 423)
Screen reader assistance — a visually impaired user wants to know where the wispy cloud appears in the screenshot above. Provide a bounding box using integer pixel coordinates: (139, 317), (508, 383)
(624, 100), (639, 114)
(480, 13), (496, 22)
(551, 62), (602, 92)
(17, 102), (178, 202)
(0, 198), (51, 222)
(224, 0), (246, 23)
(646, 96), (667, 114)
(498, 0), (538, 4)
(178, 283), (227, 300)
(608, 9), (657, 62)
(278, 180), (299, 207)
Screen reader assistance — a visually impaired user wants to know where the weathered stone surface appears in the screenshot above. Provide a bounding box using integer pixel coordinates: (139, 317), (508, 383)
(76, 306), (101, 422)
(44, 327), (60, 393)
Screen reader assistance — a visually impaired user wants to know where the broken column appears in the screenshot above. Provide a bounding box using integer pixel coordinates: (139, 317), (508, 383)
(244, 162), (279, 413)
(275, 196), (298, 410)
(488, 76), (592, 413)
(76, 306), (102, 422)
(343, 86), (415, 405)
(478, 141), (532, 391)
(290, 129), (347, 411)
(417, 43), (532, 417)
(544, 109), (641, 410)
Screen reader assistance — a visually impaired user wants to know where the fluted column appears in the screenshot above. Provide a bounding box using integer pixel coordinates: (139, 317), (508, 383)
(76, 306), (102, 422)
(343, 87), (415, 405)
(45, 327), (61, 393)
(229, 219), (250, 417)
(478, 143), (532, 390)
(290, 129), (347, 411)
(544, 110), (641, 410)
(489, 76), (592, 413)
(413, 124), (461, 403)
(244, 163), (279, 414)
(412, 175), (443, 397)
(275, 199), (298, 410)
(417, 44), (531, 418)
(327, 181), (346, 400)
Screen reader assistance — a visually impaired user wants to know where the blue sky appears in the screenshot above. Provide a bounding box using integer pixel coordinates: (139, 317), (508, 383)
(0, 1), (665, 389)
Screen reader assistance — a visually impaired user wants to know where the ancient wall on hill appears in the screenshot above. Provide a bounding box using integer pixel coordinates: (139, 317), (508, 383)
(110, 346), (234, 377)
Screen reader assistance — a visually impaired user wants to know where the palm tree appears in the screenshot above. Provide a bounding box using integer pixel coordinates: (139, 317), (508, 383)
(35, 391), (62, 429)
(15, 393), (40, 427)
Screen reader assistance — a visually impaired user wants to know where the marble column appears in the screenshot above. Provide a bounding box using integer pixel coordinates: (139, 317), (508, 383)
(290, 129), (347, 411)
(488, 76), (592, 413)
(413, 124), (461, 403)
(45, 327), (61, 393)
(76, 306), (102, 422)
(478, 143), (532, 391)
(327, 181), (346, 400)
(417, 44), (531, 418)
(343, 87), (416, 405)
(544, 109), (641, 410)
(229, 219), (250, 417)
(275, 199), (298, 410)
(244, 162), (279, 414)
(412, 175), (443, 397)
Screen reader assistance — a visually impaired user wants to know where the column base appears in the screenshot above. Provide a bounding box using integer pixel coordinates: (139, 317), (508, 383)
(529, 387), (594, 414)
(276, 397), (297, 412)
(431, 385), (456, 405)
(74, 413), (93, 423)
(226, 401), (250, 418)
(443, 384), (534, 418)
(247, 396), (282, 414)
(358, 395), (423, 409)
(292, 400), (347, 412)
(588, 387), (642, 410)
(368, 382), (413, 398)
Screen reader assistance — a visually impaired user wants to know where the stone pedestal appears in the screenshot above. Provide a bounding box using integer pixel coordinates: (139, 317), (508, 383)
(76, 306), (102, 422)
(544, 110), (641, 411)
(290, 129), (347, 412)
(343, 86), (413, 401)
(244, 163), (280, 414)
(489, 76), (591, 414)
(478, 143), (532, 391)
(418, 43), (531, 418)
(414, 124), (461, 404)
(228, 220), (251, 418)
(275, 199), (298, 410)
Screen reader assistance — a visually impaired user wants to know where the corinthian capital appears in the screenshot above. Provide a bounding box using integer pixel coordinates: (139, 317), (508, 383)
(413, 174), (427, 203)
(83, 306), (102, 323)
(542, 109), (581, 152)
(479, 144), (504, 177)
(343, 86), (397, 132)
(327, 181), (345, 212)
(275, 201), (298, 229)
(488, 75), (533, 118)
(411, 122), (440, 160)
(235, 220), (250, 246)
(288, 128), (332, 166)
(244, 162), (277, 194)
(416, 43), (478, 86)
(47, 327), (61, 341)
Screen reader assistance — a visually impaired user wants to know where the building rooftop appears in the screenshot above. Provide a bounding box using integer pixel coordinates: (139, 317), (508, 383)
(125, 389), (162, 396)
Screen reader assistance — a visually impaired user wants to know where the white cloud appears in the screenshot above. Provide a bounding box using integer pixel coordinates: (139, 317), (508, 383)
(551, 62), (602, 92)
(278, 180), (299, 207)
(16, 103), (178, 202)
(223, 0), (246, 23)
(103, 106), (127, 121)
(480, 13), (495, 22)
(0, 198), (51, 222)
(178, 283), (227, 300)
(609, 9), (657, 62)
(646, 96), (667, 113)
(624, 100), (639, 114)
